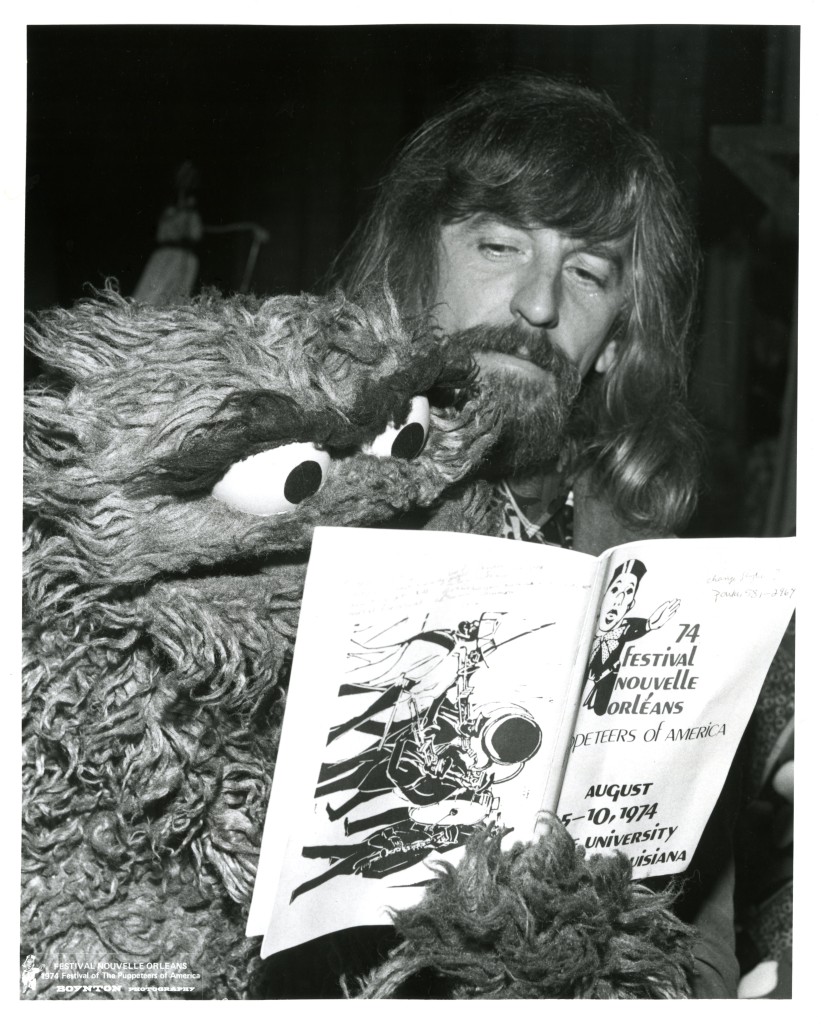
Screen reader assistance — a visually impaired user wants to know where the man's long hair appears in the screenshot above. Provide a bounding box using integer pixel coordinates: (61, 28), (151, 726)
(332, 74), (702, 535)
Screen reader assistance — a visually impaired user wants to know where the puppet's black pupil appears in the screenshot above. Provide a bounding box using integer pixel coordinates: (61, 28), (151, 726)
(488, 717), (541, 763)
(284, 460), (323, 504)
(391, 422), (426, 459)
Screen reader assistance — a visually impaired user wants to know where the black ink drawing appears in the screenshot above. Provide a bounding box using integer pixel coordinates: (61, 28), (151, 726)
(582, 559), (679, 717)
(291, 613), (552, 902)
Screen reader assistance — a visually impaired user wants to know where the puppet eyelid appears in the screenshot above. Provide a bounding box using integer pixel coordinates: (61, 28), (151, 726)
(211, 442), (331, 516)
(362, 395), (431, 460)
(210, 395), (431, 515)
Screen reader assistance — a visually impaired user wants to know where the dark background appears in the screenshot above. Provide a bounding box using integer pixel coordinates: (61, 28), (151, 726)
(25, 24), (798, 538)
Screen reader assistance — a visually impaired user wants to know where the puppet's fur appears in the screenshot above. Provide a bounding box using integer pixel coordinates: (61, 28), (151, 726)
(23, 287), (500, 998)
(358, 822), (694, 999)
(23, 287), (694, 999)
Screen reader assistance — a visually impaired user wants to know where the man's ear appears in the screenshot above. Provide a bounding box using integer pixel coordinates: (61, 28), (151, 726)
(595, 337), (618, 374)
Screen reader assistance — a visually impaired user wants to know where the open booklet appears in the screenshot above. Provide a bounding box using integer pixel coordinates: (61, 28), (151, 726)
(247, 527), (796, 957)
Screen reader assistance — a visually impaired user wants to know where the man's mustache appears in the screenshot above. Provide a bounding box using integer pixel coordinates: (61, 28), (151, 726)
(444, 323), (580, 381)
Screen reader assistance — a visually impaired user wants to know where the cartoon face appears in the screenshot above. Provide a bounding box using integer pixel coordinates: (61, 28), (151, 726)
(597, 571), (640, 632)
(24, 289), (499, 595)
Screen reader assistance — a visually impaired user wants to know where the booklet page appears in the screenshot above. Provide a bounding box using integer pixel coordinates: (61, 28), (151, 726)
(556, 536), (796, 879)
(249, 527), (599, 955)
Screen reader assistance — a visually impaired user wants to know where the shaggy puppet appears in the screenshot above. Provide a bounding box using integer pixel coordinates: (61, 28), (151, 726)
(22, 287), (694, 999)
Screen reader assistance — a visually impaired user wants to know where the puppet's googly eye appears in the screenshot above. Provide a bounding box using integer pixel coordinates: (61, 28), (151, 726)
(211, 443), (331, 516)
(363, 395), (430, 460)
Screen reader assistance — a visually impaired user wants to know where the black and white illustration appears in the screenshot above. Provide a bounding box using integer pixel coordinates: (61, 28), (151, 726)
(582, 558), (679, 717)
(291, 613), (552, 901)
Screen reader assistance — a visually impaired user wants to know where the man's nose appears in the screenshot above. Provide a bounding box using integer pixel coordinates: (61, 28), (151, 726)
(510, 261), (561, 328)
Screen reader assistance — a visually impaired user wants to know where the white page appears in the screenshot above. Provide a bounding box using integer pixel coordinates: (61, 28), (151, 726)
(248, 526), (599, 952)
(556, 535), (796, 879)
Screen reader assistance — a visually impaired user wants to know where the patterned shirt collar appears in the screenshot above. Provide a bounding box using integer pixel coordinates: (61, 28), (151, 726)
(498, 479), (574, 548)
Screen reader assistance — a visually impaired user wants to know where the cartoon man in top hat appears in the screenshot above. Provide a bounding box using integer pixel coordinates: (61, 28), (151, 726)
(582, 558), (679, 716)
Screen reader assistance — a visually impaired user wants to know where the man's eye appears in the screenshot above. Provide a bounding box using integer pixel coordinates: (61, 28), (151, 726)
(363, 395), (430, 460)
(569, 265), (606, 287)
(479, 242), (521, 258)
(567, 256), (613, 289)
(211, 442), (331, 515)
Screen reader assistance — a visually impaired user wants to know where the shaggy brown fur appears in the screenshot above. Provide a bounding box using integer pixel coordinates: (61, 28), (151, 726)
(22, 287), (501, 998)
(358, 821), (694, 999)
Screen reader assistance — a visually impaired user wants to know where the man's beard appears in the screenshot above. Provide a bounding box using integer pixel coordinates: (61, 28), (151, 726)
(446, 324), (583, 475)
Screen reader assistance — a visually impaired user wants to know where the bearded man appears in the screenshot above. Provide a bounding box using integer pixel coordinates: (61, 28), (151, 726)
(332, 74), (738, 998)
(335, 74), (701, 556)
